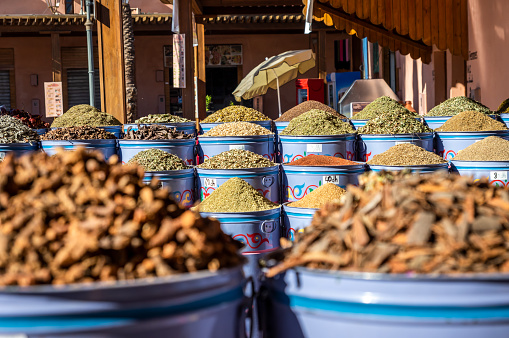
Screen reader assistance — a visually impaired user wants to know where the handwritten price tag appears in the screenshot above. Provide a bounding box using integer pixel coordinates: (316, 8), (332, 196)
(323, 175), (340, 184)
(307, 144), (322, 152)
(204, 178), (217, 188)
(490, 171), (508, 181)
(395, 141), (411, 146)
(229, 145), (245, 150)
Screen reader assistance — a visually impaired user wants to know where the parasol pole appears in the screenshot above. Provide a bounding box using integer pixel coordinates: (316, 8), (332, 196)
(272, 69), (282, 116)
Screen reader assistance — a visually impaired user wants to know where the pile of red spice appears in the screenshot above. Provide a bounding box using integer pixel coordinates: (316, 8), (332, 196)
(286, 155), (358, 166)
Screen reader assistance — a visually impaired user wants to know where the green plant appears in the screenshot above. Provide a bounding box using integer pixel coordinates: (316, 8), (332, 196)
(229, 101), (235, 106)
(206, 95), (212, 111)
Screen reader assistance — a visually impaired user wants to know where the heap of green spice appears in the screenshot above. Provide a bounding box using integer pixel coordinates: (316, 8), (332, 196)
(202, 122), (273, 136)
(498, 99), (509, 114)
(435, 111), (508, 132)
(453, 136), (509, 161)
(0, 115), (40, 143)
(352, 96), (416, 120)
(367, 144), (447, 166)
(51, 104), (122, 127)
(280, 110), (355, 136)
(197, 149), (276, 169)
(425, 96), (492, 116)
(202, 106), (270, 123)
(198, 177), (278, 212)
(275, 100), (346, 121)
(127, 149), (188, 171)
(358, 111), (432, 134)
(135, 114), (191, 123)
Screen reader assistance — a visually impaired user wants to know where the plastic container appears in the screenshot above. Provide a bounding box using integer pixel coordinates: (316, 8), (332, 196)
(423, 116), (453, 130)
(0, 142), (39, 159)
(200, 120), (272, 134)
(282, 163), (365, 202)
(368, 163), (449, 174)
(118, 139), (196, 165)
(450, 160), (509, 187)
(196, 166), (280, 203)
(282, 203), (317, 241)
(41, 139), (117, 160)
(143, 169), (195, 207)
(274, 121), (290, 135)
(100, 126), (122, 138)
(198, 135), (275, 163)
(34, 128), (49, 135)
(350, 119), (369, 130)
(263, 268), (509, 338)
(0, 267), (246, 337)
(123, 122), (197, 136)
(279, 134), (356, 164)
(500, 114), (509, 128)
(357, 133), (434, 162)
(435, 130), (509, 160)
(200, 208), (281, 285)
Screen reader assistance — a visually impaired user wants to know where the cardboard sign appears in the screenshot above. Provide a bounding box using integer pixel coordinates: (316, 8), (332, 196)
(44, 82), (63, 117)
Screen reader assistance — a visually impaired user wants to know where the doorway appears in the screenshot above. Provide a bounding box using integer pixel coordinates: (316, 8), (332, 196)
(206, 67), (238, 111)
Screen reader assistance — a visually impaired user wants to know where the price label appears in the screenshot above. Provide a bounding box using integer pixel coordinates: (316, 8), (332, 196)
(307, 144), (322, 152)
(204, 178), (217, 188)
(323, 175), (340, 184)
(229, 144), (245, 150)
(0, 152), (5, 160)
(395, 141), (411, 146)
(490, 171), (508, 181)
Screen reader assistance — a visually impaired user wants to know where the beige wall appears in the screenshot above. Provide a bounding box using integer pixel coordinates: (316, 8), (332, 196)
(467, 0), (509, 110)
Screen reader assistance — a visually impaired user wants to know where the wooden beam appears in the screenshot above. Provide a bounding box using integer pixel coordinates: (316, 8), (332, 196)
(199, 6), (303, 15)
(179, 0), (195, 121)
(196, 23), (206, 119)
(199, 0), (302, 6)
(51, 33), (62, 82)
(96, 0), (126, 123)
(314, 2), (432, 53)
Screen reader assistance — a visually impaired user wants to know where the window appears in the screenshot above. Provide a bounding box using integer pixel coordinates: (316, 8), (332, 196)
(67, 69), (101, 108)
(65, 0), (74, 14)
(0, 71), (11, 109)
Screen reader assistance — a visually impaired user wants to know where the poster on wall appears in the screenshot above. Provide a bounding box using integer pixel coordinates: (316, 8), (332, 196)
(205, 45), (243, 66)
(44, 82), (63, 117)
(173, 34), (186, 88)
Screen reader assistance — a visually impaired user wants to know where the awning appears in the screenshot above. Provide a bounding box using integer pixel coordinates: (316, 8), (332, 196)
(304, 0), (468, 63)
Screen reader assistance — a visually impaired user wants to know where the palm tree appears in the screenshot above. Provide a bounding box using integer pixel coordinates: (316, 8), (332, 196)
(122, 2), (137, 123)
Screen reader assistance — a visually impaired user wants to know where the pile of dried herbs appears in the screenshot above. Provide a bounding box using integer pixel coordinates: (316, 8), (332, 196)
(197, 177), (278, 212)
(0, 149), (243, 286)
(202, 122), (273, 136)
(352, 96), (415, 120)
(288, 183), (346, 209)
(425, 96), (492, 116)
(280, 110), (355, 136)
(123, 125), (194, 140)
(0, 115), (40, 143)
(51, 104), (122, 127)
(357, 111), (431, 134)
(135, 114), (192, 123)
(41, 126), (116, 140)
(202, 106), (270, 123)
(435, 111), (507, 132)
(197, 149), (275, 169)
(453, 136), (509, 161)
(127, 149), (189, 171)
(367, 144), (447, 166)
(267, 171), (509, 277)
(276, 100), (346, 121)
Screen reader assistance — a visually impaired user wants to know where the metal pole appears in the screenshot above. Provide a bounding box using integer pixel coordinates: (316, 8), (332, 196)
(85, 0), (95, 107)
(362, 38), (369, 80)
(272, 69), (282, 116)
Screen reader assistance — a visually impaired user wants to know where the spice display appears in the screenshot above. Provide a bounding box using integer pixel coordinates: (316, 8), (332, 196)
(41, 126), (116, 140)
(357, 111), (432, 134)
(197, 177), (278, 212)
(135, 114), (192, 123)
(123, 125), (194, 140)
(51, 104), (122, 127)
(453, 136), (509, 161)
(202, 105), (270, 123)
(286, 155), (358, 166)
(435, 110), (507, 132)
(197, 149), (276, 169)
(352, 96), (415, 120)
(202, 121), (273, 137)
(267, 171), (509, 277)
(280, 110), (355, 136)
(127, 149), (188, 171)
(1, 108), (50, 129)
(275, 100), (346, 122)
(425, 96), (492, 116)
(0, 115), (40, 143)
(288, 183), (346, 209)
(367, 144), (447, 166)
(497, 99), (509, 114)
(0, 149), (243, 286)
